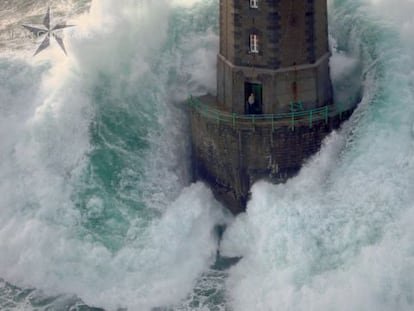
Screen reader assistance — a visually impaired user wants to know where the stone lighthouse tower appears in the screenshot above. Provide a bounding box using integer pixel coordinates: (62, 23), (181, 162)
(190, 0), (355, 214)
(217, 0), (332, 114)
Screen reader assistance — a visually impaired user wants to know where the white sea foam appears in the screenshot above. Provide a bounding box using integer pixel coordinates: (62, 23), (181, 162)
(0, 0), (223, 310)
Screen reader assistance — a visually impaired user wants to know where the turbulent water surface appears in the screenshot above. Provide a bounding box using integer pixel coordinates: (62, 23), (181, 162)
(0, 0), (413, 310)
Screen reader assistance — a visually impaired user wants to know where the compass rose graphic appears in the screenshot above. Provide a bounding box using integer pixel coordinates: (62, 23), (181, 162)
(22, 7), (75, 56)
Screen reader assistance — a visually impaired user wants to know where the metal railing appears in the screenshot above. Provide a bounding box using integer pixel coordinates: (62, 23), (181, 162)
(189, 96), (332, 130)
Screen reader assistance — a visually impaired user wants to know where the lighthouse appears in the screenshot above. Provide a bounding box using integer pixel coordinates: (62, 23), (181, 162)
(190, 0), (356, 214)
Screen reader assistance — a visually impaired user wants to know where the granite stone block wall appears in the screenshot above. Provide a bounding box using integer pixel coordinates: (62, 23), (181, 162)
(190, 106), (354, 214)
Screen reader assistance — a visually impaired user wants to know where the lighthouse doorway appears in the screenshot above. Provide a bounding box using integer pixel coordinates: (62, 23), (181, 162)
(245, 82), (263, 114)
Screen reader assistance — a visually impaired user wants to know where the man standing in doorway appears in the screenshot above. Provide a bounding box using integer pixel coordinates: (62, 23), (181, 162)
(248, 93), (255, 114)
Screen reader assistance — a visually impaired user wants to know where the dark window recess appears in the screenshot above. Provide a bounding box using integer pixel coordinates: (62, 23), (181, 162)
(306, 0), (316, 63)
(268, 32), (280, 44)
(234, 0), (242, 9)
(245, 82), (263, 114)
(266, 0), (280, 5)
(266, 25), (280, 31)
(267, 12), (280, 22)
(306, 34), (315, 42)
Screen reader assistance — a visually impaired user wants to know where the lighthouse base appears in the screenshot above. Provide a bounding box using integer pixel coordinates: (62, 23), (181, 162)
(190, 95), (354, 214)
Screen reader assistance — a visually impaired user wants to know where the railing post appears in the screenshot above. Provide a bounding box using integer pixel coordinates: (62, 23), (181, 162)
(232, 113), (236, 128)
(252, 114), (255, 126)
(272, 115), (275, 132)
(291, 111), (295, 130)
(325, 106), (329, 124)
(216, 110), (220, 125)
(309, 109), (313, 128)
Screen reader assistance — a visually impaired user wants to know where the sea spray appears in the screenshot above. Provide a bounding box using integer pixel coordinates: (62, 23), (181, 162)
(0, 0), (223, 310)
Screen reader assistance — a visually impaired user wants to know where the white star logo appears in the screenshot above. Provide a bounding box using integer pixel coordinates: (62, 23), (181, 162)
(22, 7), (75, 56)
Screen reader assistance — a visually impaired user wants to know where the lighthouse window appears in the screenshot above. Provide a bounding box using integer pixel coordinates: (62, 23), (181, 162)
(250, 34), (259, 53)
(250, 0), (258, 8)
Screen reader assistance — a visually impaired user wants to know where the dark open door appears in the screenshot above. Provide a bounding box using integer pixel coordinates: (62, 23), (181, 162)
(245, 82), (263, 114)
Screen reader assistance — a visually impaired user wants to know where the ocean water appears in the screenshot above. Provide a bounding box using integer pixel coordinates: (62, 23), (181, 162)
(0, 0), (413, 310)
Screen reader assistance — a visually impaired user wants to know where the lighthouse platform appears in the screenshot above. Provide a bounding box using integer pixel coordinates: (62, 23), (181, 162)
(189, 94), (356, 214)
